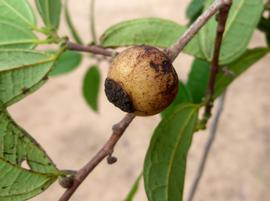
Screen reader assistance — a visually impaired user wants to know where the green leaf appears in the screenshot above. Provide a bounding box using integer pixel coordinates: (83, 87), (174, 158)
(185, 49), (269, 101)
(101, 18), (185, 48)
(0, 20), (37, 49)
(83, 65), (101, 112)
(0, 158), (56, 201)
(49, 51), (82, 76)
(124, 173), (142, 201)
(0, 0), (36, 28)
(35, 0), (62, 29)
(64, 0), (83, 44)
(199, 0), (264, 64)
(0, 111), (59, 173)
(100, 18), (204, 59)
(186, 59), (210, 103)
(186, 0), (204, 23)
(0, 49), (56, 107)
(0, 110), (60, 200)
(144, 103), (199, 201)
(214, 48), (270, 97)
(161, 81), (192, 118)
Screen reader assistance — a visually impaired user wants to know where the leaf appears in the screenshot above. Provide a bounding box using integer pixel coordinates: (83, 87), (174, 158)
(199, 0), (264, 64)
(214, 48), (270, 97)
(0, 0), (36, 28)
(64, 0), (83, 44)
(100, 18), (205, 59)
(0, 49), (56, 107)
(0, 20), (37, 49)
(35, 0), (62, 29)
(144, 104), (199, 201)
(124, 173), (142, 201)
(0, 158), (56, 201)
(186, 0), (205, 23)
(101, 18), (185, 48)
(49, 51), (82, 76)
(0, 110), (60, 200)
(186, 59), (210, 103)
(83, 65), (101, 112)
(161, 81), (192, 118)
(0, 111), (59, 173)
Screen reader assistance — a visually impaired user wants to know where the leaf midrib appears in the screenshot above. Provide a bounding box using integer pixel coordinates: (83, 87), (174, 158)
(165, 106), (197, 201)
(1, 0), (34, 28)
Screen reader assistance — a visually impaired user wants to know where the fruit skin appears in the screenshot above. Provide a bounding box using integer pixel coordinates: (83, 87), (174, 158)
(105, 45), (179, 116)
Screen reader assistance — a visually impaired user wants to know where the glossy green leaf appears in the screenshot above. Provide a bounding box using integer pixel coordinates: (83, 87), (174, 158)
(0, 49), (56, 107)
(144, 104), (199, 201)
(0, 0), (36, 28)
(199, 0), (264, 64)
(0, 110), (60, 200)
(124, 173), (142, 201)
(0, 20), (37, 49)
(83, 65), (101, 112)
(100, 18), (204, 59)
(35, 0), (62, 29)
(50, 51), (82, 76)
(186, 59), (210, 103)
(64, 0), (83, 44)
(214, 48), (270, 97)
(161, 81), (192, 118)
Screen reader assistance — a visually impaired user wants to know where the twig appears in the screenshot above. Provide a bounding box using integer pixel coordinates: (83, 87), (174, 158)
(186, 1), (232, 200)
(166, 0), (231, 61)
(66, 41), (115, 57)
(90, 0), (97, 44)
(203, 0), (232, 121)
(58, 113), (136, 201)
(186, 93), (227, 201)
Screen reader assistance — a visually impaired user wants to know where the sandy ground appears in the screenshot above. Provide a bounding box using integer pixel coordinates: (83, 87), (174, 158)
(7, 0), (270, 201)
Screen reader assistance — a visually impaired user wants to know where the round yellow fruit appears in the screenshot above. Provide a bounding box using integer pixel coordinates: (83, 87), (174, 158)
(105, 45), (179, 116)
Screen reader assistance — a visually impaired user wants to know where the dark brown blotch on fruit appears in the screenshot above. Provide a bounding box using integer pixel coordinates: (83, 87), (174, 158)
(104, 78), (135, 113)
(149, 61), (160, 72)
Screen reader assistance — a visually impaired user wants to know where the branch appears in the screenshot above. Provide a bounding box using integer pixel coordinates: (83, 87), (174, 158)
(186, 1), (232, 200)
(66, 41), (116, 57)
(166, 0), (232, 61)
(58, 113), (136, 201)
(186, 93), (227, 201)
(203, 0), (232, 120)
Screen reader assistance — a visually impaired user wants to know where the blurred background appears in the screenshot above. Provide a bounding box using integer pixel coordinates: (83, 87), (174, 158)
(8, 0), (270, 200)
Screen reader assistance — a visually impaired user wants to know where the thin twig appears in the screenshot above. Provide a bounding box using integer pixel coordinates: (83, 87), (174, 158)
(90, 0), (97, 44)
(166, 0), (231, 61)
(186, 1), (232, 200)
(58, 113), (136, 201)
(186, 93), (227, 201)
(66, 41), (115, 57)
(203, 0), (232, 121)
